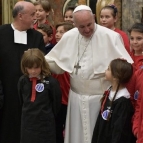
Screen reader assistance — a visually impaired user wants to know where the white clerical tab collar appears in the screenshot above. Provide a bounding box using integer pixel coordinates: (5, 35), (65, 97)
(11, 24), (27, 44)
(73, 5), (92, 13)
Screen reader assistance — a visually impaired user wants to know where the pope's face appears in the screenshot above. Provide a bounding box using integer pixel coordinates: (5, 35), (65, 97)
(73, 11), (95, 38)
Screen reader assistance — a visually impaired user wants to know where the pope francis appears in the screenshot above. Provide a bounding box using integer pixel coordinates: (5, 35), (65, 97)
(45, 5), (133, 143)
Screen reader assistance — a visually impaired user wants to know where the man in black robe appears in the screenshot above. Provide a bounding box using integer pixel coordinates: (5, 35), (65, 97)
(0, 1), (46, 143)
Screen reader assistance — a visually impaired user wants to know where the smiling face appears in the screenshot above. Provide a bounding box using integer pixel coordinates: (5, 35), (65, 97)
(35, 4), (49, 22)
(130, 30), (143, 55)
(100, 8), (117, 30)
(55, 26), (66, 43)
(20, 3), (36, 30)
(64, 10), (73, 23)
(73, 10), (95, 38)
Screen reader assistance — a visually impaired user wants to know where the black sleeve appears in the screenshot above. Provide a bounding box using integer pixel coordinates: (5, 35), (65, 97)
(38, 34), (46, 54)
(0, 80), (4, 109)
(49, 77), (62, 117)
(17, 76), (24, 106)
(111, 99), (133, 143)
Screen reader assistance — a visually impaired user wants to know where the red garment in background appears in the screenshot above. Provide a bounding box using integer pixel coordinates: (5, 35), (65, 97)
(132, 81), (143, 143)
(134, 68), (143, 94)
(130, 53), (143, 71)
(114, 28), (130, 54)
(125, 71), (136, 108)
(127, 54), (143, 107)
(33, 20), (56, 44)
(52, 72), (70, 105)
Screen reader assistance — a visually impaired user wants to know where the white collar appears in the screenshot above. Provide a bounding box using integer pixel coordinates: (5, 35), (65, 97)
(11, 24), (27, 44)
(45, 43), (50, 47)
(108, 87), (130, 101)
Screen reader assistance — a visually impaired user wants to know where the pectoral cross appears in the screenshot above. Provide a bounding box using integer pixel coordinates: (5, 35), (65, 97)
(74, 62), (81, 74)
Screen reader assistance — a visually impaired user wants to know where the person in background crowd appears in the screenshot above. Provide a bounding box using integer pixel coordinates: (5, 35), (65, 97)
(37, 23), (54, 54)
(100, 4), (130, 53)
(127, 23), (143, 107)
(128, 23), (143, 70)
(55, 22), (74, 43)
(133, 76), (143, 143)
(33, 0), (56, 44)
(63, 6), (76, 23)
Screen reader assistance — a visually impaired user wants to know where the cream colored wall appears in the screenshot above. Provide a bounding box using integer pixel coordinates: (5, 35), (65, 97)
(2, 0), (17, 24)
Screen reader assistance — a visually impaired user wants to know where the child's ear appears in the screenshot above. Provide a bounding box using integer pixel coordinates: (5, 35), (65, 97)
(46, 12), (49, 17)
(113, 77), (119, 83)
(48, 34), (53, 41)
(114, 16), (118, 23)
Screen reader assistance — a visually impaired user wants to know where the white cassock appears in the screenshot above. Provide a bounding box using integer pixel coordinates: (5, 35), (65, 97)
(45, 24), (133, 143)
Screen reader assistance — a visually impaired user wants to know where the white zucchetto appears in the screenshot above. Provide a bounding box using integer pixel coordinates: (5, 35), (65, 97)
(73, 5), (92, 13)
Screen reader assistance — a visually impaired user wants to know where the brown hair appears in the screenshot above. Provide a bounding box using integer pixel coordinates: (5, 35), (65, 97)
(37, 23), (53, 36)
(56, 22), (74, 32)
(110, 59), (133, 84)
(64, 6), (76, 17)
(21, 48), (51, 79)
(128, 23), (143, 34)
(100, 5), (118, 18)
(33, 0), (51, 12)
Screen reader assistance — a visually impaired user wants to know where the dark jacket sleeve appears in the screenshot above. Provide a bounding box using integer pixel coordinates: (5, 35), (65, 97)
(49, 77), (62, 117)
(17, 76), (24, 106)
(28, 29), (46, 54)
(38, 34), (46, 54)
(0, 80), (4, 109)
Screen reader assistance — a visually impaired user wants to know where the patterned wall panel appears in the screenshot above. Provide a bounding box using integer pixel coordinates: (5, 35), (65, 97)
(122, 0), (143, 33)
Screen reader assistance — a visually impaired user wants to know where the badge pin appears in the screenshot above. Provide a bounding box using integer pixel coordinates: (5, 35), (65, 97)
(35, 83), (44, 92)
(140, 65), (143, 69)
(102, 109), (111, 120)
(134, 90), (139, 100)
(42, 80), (49, 84)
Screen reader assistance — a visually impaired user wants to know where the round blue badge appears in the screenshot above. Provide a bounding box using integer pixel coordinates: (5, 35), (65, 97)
(102, 109), (111, 120)
(35, 83), (44, 92)
(134, 90), (139, 100)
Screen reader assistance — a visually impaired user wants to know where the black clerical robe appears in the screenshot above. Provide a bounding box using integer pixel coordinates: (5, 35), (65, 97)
(18, 75), (61, 143)
(92, 97), (134, 143)
(0, 24), (46, 143)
